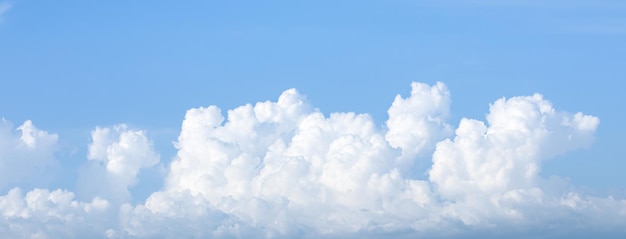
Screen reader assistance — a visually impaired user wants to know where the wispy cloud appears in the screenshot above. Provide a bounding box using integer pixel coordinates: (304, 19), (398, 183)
(0, 1), (11, 26)
(0, 2), (11, 18)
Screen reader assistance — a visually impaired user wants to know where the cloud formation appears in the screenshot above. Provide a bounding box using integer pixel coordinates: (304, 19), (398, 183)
(1, 82), (624, 238)
(0, 120), (58, 191)
(79, 124), (160, 204)
(0, 188), (112, 238)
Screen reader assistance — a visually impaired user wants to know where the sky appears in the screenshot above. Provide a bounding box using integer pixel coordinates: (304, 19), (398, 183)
(0, 0), (625, 238)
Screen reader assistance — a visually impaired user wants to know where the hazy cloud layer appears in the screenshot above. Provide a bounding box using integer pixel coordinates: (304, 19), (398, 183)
(1, 82), (624, 238)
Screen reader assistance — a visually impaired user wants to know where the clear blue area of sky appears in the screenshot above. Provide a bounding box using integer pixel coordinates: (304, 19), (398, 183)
(1, 1), (624, 197)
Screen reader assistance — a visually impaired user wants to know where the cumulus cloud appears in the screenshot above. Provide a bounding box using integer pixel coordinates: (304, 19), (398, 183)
(87, 124), (159, 179)
(120, 82), (620, 238)
(0, 119), (58, 191)
(0, 124), (160, 238)
(385, 82), (453, 173)
(0, 187), (113, 239)
(79, 124), (160, 203)
(430, 94), (599, 198)
(0, 81), (624, 238)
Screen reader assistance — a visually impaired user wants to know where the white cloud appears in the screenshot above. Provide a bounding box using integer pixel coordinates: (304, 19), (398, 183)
(0, 119), (58, 191)
(385, 82), (453, 168)
(121, 82), (622, 238)
(0, 187), (113, 239)
(87, 124), (159, 178)
(0, 82), (624, 238)
(79, 124), (160, 204)
(427, 94), (612, 231)
(430, 94), (599, 199)
(0, 123), (160, 238)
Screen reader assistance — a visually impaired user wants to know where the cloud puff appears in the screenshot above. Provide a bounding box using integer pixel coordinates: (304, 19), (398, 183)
(386, 82), (453, 167)
(87, 125), (160, 179)
(0, 120), (58, 191)
(430, 94), (599, 198)
(78, 124), (160, 204)
(0, 82), (624, 238)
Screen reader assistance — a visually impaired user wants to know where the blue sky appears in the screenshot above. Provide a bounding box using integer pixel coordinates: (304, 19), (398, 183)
(0, 1), (625, 238)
